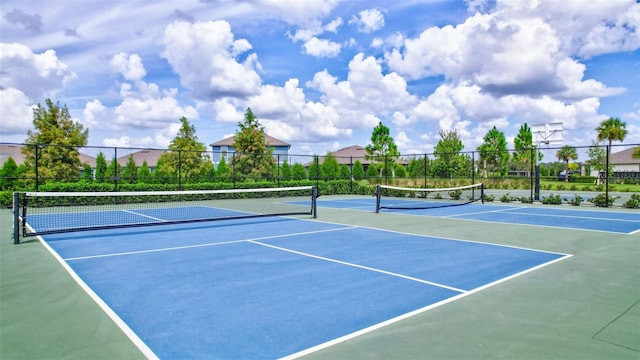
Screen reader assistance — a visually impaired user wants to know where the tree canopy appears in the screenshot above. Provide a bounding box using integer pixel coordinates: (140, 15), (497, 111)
(556, 145), (578, 182)
(477, 126), (509, 177)
(22, 99), (89, 183)
(596, 117), (628, 148)
(432, 129), (467, 178)
(365, 122), (399, 176)
(513, 123), (539, 175)
(156, 116), (210, 183)
(232, 108), (275, 180)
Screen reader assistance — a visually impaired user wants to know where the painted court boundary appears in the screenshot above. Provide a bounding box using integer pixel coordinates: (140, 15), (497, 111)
(38, 219), (572, 359)
(35, 235), (159, 360)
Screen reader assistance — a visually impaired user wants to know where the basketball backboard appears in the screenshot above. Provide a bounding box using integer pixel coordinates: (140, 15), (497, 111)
(532, 122), (563, 145)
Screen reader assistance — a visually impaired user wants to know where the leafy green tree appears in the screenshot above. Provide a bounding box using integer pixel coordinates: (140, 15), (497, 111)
(22, 99), (89, 183)
(556, 145), (578, 182)
(321, 152), (340, 180)
(280, 159), (291, 180)
(291, 163), (307, 180)
(408, 156), (429, 178)
(352, 160), (364, 180)
(478, 126), (509, 177)
(232, 108), (275, 180)
(105, 157), (121, 184)
(365, 122), (399, 176)
(633, 146), (640, 159)
(432, 129), (466, 178)
(0, 157), (20, 189)
(513, 123), (539, 176)
(121, 155), (138, 184)
(199, 161), (215, 183)
(366, 163), (379, 178)
(153, 155), (173, 183)
(157, 117), (210, 183)
(395, 163), (406, 177)
(137, 161), (152, 183)
(308, 156), (321, 180)
(95, 152), (108, 183)
(216, 157), (232, 182)
(586, 140), (612, 183)
(340, 164), (351, 179)
(81, 163), (93, 182)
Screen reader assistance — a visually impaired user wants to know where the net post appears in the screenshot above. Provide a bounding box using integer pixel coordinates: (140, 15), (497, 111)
(375, 185), (381, 213)
(481, 183), (485, 204)
(312, 186), (318, 219)
(12, 192), (20, 244)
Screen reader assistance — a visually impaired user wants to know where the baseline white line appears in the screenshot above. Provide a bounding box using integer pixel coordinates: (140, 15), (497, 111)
(498, 210), (640, 223)
(377, 209), (631, 235)
(249, 240), (467, 293)
(63, 226), (356, 261)
(283, 252), (573, 360)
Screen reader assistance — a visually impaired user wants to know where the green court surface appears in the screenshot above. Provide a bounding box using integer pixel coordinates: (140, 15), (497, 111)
(1, 199), (639, 359)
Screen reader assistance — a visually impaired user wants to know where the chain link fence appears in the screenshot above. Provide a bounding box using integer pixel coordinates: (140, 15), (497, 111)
(1, 142), (638, 207)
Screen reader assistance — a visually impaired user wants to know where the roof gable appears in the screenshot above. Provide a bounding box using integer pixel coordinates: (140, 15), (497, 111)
(610, 146), (640, 165)
(210, 134), (290, 147)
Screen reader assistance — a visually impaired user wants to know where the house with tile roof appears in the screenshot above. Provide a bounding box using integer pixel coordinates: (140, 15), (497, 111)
(115, 149), (167, 172)
(610, 146), (640, 181)
(0, 143), (96, 167)
(209, 134), (290, 167)
(610, 146), (640, 172)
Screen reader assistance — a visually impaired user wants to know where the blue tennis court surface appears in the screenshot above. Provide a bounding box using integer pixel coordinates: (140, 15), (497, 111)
(314, 198), (640, 234)
(39, 214), (569, 359)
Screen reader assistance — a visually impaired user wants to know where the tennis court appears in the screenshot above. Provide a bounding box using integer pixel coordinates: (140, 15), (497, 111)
(315, 197), (640, 234)
(2, 186), (639, 359)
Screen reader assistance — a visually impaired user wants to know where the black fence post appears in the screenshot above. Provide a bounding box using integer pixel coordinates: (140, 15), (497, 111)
(34, 145), (39, 191)
(178, 150), (182, 190)
(423, 154), (427, 188)
(605, 144), (610, 207)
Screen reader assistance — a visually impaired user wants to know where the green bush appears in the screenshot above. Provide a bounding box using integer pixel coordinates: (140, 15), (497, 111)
(484, 194), (495, 202)
(623, 193), (640, 209)
(567, 194), (583, 206)
(589, 193), (619, 207)
(449, 189), (462, 200)
(500, 192), (513, 203)
(542, 194), (562, 205)
(0, 191), (12, 208)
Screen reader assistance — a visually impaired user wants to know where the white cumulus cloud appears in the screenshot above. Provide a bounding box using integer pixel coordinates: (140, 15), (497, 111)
(0, 42), (75, 102)
(162, 20), (262, 99)
(349, 8), (385, 33)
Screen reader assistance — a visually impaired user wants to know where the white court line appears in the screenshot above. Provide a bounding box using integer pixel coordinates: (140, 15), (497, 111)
(250, 240), (467, 293)
(497, 210), (640, 223)
(63, 225), (356, 261)
(442, 206), (521, 218)
(283, 252), (573, 360)
(122, 209), (167, 222)
(36, 235), (160, 360)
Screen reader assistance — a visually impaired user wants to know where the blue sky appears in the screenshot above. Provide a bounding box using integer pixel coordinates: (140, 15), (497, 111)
(1, 0), (639, 158)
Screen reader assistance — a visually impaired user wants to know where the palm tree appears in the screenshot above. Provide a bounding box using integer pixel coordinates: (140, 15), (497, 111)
(596, 117), (628, 149)
(596, 117), (627, 186)
(556, 145), (578, 182)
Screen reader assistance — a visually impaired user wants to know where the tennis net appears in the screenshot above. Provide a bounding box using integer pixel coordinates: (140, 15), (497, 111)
(375, 183), (484, 213)
(13, 186), (317, 243)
